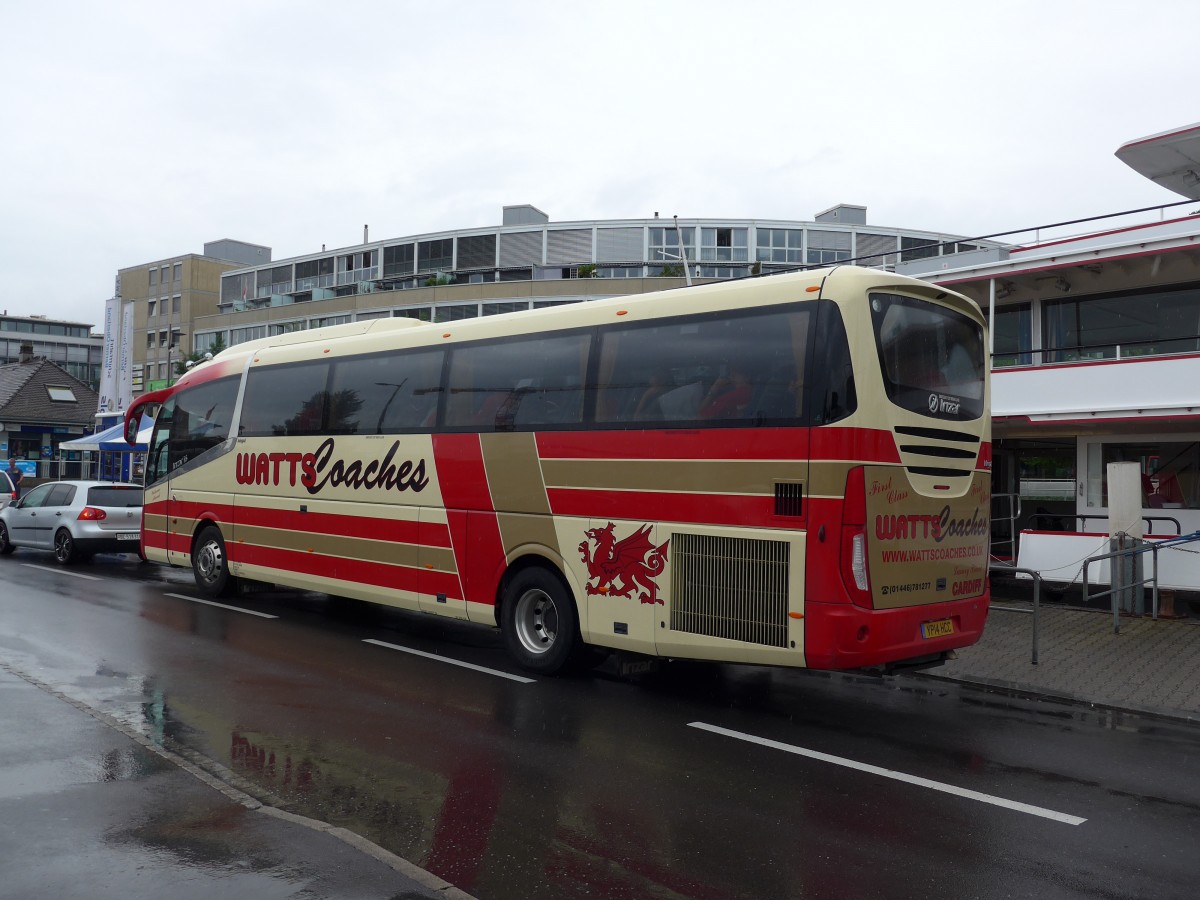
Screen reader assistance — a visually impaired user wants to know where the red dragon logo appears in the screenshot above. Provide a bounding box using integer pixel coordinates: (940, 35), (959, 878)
(578, 522), (669, 605)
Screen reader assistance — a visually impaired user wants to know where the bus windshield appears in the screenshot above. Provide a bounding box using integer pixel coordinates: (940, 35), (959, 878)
(870, 292), (985, 421)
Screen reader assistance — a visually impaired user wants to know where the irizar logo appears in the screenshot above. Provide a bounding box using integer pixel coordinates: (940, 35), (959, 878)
(928, 392), (961, 415)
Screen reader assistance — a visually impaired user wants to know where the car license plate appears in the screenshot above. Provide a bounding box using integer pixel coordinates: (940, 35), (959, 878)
(921, 618), (954, 639)
(117, 532), (139, 541)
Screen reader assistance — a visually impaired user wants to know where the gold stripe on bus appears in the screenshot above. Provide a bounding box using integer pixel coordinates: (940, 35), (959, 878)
(143, 513), (169, 533)
(539, 459), (811, 495)
(480, 433), (553, 516)
(233, 523), (457, 572)
(498, 512), (561, 564)
(479, 432), (560, 558)
(807, 460), (856, 498)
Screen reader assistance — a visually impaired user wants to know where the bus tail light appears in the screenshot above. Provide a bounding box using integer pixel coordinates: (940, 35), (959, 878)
(77, 507), (107, 521)
(840, 466), (873, 608)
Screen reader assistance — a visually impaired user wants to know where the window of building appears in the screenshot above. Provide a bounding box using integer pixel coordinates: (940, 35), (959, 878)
(1043, 284), (1200, 363)
(146, 333), (155, 349)
(221, 272), (256, 305)
(309, 315), (351, 329)
(756, 228), (803, 264)
(1085, 438), (1200, 511)
(172, 262), (182, 282)
(649, 226), (695, 263)
(991, 303), (1032, 367)
(149, 269), (157, 287)
(147, 300), (156, 319)
(193, 331), (228, 353)
(696, 265), (749, 279)
(899, 235), (940, 262)
(230, 325), (267, 346)
(172, 296), (181, 314)
(395, 307), (433, 322)
(46, 386), (77, 402)
(269, 321), (307, 336)
(257, 265), (294, 298)
(434, 305), (479, 323)
(417, 238), (454, 274)
(482, 302), (530, 316)
(808, 231), (852, 265)
(700, 227), (748, 262)
(383, 243), (415, 278)
(337, 250), (378, 286)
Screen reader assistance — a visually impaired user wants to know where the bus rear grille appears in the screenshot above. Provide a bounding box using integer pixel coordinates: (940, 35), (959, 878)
(670, 533), (790, 648)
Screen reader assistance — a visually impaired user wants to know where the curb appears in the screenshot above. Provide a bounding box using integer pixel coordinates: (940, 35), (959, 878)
(912, 669), (1200, 727)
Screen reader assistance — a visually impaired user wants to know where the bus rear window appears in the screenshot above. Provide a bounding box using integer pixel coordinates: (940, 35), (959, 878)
(870, 292), (984, 421)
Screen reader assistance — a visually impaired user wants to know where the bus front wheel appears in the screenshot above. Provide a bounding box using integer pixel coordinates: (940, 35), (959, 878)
(501, 568), (580, 675)
(193, 525), (236, 598)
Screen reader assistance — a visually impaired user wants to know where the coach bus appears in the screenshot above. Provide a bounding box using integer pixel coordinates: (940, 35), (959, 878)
(124, 265), (991, 675)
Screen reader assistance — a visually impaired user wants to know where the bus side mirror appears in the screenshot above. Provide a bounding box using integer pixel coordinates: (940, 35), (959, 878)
(124, 418), (140, 445)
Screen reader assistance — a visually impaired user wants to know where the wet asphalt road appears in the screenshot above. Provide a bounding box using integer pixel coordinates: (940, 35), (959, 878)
(2, 551), (1200, 899)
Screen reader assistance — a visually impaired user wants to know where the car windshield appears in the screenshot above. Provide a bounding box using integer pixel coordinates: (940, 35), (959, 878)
(86, 486), (142, 507)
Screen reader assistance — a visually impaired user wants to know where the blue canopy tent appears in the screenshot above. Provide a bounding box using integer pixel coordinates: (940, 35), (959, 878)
(59, 415), (154, 481)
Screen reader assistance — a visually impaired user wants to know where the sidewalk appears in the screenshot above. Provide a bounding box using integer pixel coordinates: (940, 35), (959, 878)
(917, 576), (1200, 724)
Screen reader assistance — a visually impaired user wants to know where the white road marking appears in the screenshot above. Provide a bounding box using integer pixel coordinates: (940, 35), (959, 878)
(689, 721), (1087, 826)
(22, 564), (102, 581)
(164, 592), (279, 619)
(364, 638), (536, 683)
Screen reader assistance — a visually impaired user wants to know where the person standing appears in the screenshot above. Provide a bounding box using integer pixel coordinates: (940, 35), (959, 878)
(7, 458), (23, 501)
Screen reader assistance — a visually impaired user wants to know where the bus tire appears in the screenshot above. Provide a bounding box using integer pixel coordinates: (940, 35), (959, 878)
(501, 567), (580, 675)
(193, 525), (236, 598)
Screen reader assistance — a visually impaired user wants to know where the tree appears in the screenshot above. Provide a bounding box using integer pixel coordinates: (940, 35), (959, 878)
(174, 334), (229, 375)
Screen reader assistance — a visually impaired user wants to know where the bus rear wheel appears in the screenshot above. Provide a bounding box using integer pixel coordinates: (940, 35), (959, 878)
(502, 568), (580, 675)
(193, 525), (236, 598)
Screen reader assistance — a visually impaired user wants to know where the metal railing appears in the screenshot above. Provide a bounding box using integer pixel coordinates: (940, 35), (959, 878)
(991, 492), (1021, 563)
(988, 562), (1043, 664)
(1081, 531), (1200, 633)
(1028, 513), (1182, 535)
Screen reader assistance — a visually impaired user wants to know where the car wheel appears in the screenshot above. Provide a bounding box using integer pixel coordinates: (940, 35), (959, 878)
(0, 521), (13, 555)
(193, 525), (236, 598)
(54, 529), (78, 565)
(501, 567), (580, 675)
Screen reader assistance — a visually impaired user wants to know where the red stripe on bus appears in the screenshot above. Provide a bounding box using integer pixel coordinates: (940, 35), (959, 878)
(232, 542), (462, 599)
(433, 433), (494, 510)
(144, 500), (451, 548)
(234, 505), (447, 546)
(431, 435), (504, 605)
(536, 427), (899, 462)
(445, 509), (506, 607)
(546, 488), (781, 527)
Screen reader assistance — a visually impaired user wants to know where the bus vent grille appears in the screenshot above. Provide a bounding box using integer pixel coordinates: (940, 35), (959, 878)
(774, 482), (804, 517)
(670, 533), (790, 648)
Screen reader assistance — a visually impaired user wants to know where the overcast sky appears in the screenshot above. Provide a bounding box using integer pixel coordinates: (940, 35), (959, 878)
(1, 0), (1195, 327)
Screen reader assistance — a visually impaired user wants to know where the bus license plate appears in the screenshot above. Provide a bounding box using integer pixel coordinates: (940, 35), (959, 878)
(117, 532), (139, 541)
(922, 618), (954, 639)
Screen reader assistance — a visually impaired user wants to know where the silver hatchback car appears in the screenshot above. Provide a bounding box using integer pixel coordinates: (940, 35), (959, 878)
(0, 480), (143, 564)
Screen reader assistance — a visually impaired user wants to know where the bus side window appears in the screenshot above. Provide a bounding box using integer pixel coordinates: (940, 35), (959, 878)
(446, 332), (589, 432)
